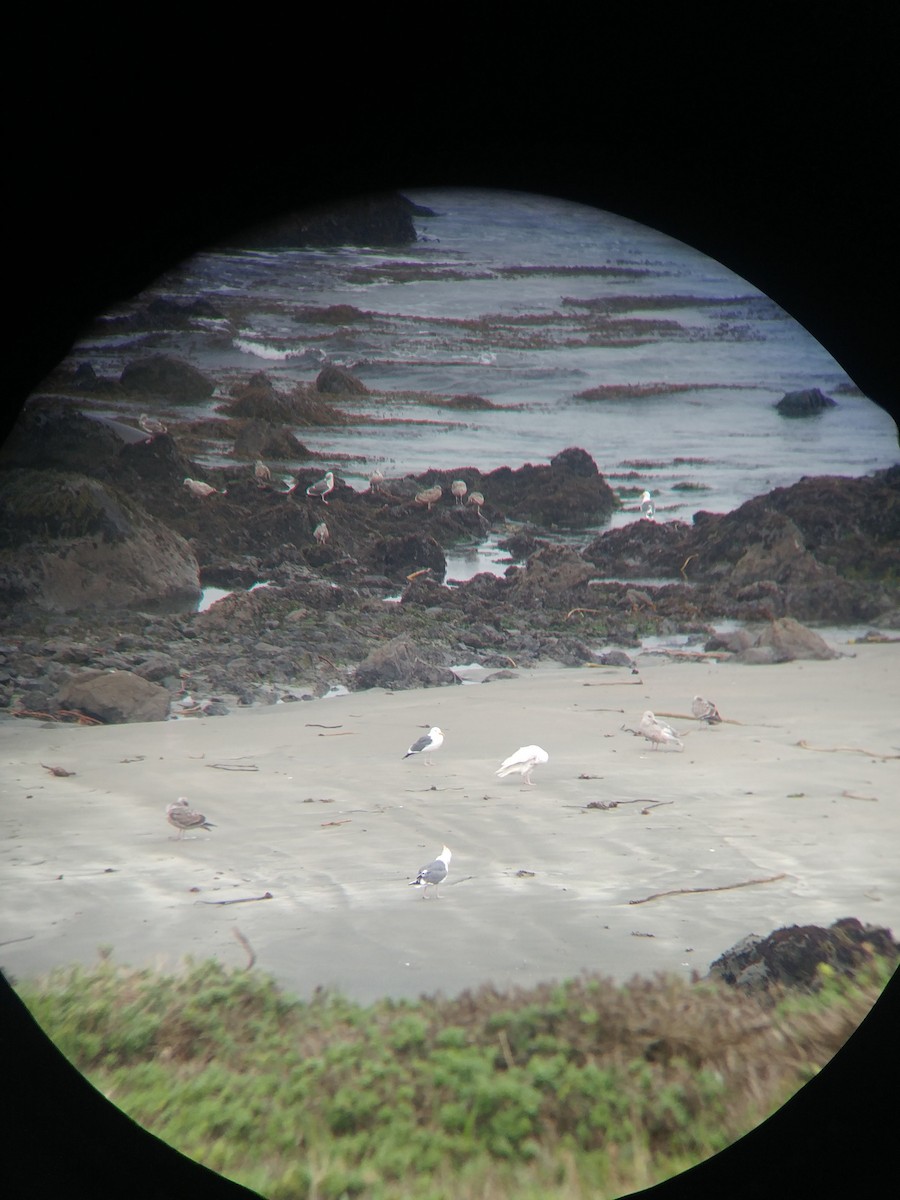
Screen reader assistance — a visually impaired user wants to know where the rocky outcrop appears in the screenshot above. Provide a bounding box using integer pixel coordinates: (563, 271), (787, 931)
(219, 192), (426, 250)
(120, 354), (215, 401)
(775, 387), (838, 416)
(315, 365), (369, 395)
(58, 668), (171, 723)
(708, 917), (898, 994)
(0, 470), (201, 614)
(353, 636), (459, 690)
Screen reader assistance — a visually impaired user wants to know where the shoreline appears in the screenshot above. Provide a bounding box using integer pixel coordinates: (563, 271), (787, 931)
(2, 647), (898, 1005)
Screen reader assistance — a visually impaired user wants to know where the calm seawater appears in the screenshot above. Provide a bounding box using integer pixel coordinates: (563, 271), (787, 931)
(71, 187), (897, 539)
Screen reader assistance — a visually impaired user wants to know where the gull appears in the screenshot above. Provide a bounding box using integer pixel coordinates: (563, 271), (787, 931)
(254, 460), (272, 485)
(306, 471), (335, 504)
(496, 745), (549, 786)
(640, 490), (655, 519)
(313, 521), (330, 545)
(184, 477), (218, 498)
(639, 710), (683, 751)
(409, 845), (452, 899)
(415, 485), (443, 510)
(451, 479), (468, 506)
(404, 726), (444, 764)
(692, 695), (722, 724)
(139, 413), (167, 437)
(467, 490), (485, 510)
(369, 469), (385, 493)
(166, 797), (215, 839)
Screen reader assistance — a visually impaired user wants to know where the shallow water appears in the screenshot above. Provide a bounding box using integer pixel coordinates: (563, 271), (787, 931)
(58, 187), (897, 527)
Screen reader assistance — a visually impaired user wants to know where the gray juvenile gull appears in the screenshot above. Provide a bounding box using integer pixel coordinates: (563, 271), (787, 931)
(404, 726), (444, 764)
(639, 710), (683, 751)
(184, 477), (218, 498)
(409, 845), (452, 898)
(139, 413), (167, 437)
(467, 490), (485, 510)
(692, 695), (722, 724)
(415, 485), (443, 510)
(166, 797), (215, 839)
(306, 471), (335, 504)
(640, 490), (655, 519)
(496, 745), (549, 786)
(451, 479), (468, 505)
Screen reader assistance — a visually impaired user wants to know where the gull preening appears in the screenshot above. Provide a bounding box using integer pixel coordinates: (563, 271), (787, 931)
(166, 797), (215, 838)
(692, 695), (722, 724)
(306, 471), (335, 504)
(409, 845), (452, 898)
(404, 726), (444, 764)
(451, 479), (468, 505)
(496, 745), (549, 786)
(254, 460), (272, 485)
(139, 413), (167, 437)
(313, 521), (330, 545)
(640, 490), (655, 519)
(639, 710), (683, 751)
(184, 477), (218, 498)
(415, 485), (443, 510)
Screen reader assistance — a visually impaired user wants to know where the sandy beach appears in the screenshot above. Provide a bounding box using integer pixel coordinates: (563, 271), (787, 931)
(2, 646), (898, 1004)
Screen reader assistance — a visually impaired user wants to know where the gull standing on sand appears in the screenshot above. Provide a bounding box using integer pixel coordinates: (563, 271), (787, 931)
(451, 479), (468, 506)
(254, 460), (272, 485)
(404, 726), (444, 764)
(166, 797), (215, 839)
(496, 745), (549, 786)
(639, 710), (683, 751)
(314, 521), (330, 545)
(306, 471), (335, 504)
(415, 484), (443, 510)
(409, 845), (452, 898)
(692, 695), (722, 724)
(640, 490), (655, 519)
(139, 413), (167, 437)
(184, 477), (218, 498)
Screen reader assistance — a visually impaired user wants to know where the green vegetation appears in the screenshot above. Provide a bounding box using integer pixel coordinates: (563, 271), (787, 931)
(16, 955), (895, 1199)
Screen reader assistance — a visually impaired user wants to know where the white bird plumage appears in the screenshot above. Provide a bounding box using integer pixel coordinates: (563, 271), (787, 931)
(139, 413), (167, 436)
(639, 710), (683, 750)
(313, 521), (330, 545)
(254, 460), (272, 484)
(496, 745), (549, 786)
(306, 471), (335, 503)
(451, 479), (468, 505)
(415, 485), (443, 510)
(640, 490), (655, 519)
(184, 477), (217, 498)
(403, 726), (444, 764)
(409, 845), (452, 898)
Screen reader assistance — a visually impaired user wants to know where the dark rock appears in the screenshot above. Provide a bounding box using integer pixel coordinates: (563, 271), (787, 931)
(372, 533), (446, 581)
(0, 400), (123, 475)
(315, 365), (369, 395)
(58, 669), (171, 723)
(775, 387), (838, 416)
(708, 917), (899, 994)
(353, 635), (459, 690)
(120, 354), (215, 402)
(226, 375), (296, 423)
(597, 649), (636, 667)
(223, 192), (420, 249)
(0, 470), (201, 614)
(231, 420), (308, 461)
(704, 628), (754, 654)
(754, 616), (839, 661)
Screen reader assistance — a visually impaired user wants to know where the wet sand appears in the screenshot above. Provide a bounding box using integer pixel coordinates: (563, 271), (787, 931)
(2, 646), (898, 1003)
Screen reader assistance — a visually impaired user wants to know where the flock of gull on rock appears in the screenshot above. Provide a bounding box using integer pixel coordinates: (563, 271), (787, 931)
(164, 692), (723, 900)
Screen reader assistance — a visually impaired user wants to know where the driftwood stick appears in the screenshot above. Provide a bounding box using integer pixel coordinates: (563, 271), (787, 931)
(198, 892), (273, 906)
(232, 926), (257, 970)
(796, 740), (900, 760)
(207, 762), (259, 771)
(629, 872), (787, 906)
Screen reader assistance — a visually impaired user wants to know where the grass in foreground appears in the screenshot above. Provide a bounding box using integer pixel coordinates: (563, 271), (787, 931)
(16, 952), (896, 1200)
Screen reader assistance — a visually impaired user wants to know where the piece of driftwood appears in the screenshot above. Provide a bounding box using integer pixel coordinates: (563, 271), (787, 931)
(232, 926), (257, 970)
(206, 762), (259, 771)
(629, 872), (787, 905)
(198, 892), (273, 906)
(42, 764), (76, 777)
(796, 740), (900, 760)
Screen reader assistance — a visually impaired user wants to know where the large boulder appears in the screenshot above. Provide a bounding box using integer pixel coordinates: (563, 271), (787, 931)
(58, 669), (171, 723)
(120, 354), (215, 402)
(315, 365), (369, 395)
(0, 470), (201, 614)
(353, 636), (459, 690)
(774, 387), (838, 417)
(752, 616), (839, 661)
